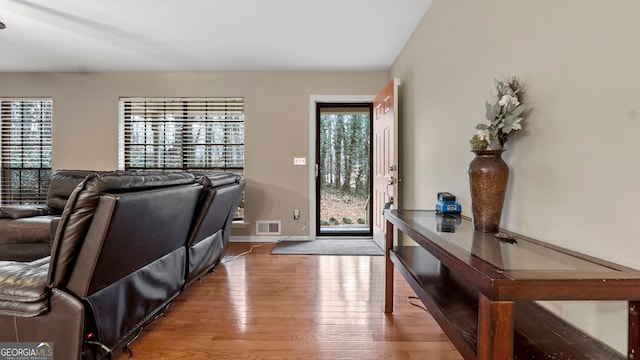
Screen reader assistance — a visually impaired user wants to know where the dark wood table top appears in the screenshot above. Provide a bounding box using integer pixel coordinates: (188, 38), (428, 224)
(386, 209), (640, 301)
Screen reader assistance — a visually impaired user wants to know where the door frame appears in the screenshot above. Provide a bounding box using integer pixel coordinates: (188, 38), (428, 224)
(308, 95), (375, 240)
(315, 102), (374, 237)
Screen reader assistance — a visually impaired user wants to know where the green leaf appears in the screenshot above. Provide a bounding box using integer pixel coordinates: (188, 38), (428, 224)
(485, 102), (496, 120)
(509, 104), (527, 118)
(487, 138), (502, 150)
(502, 116), (523, 133)
(508, 118), (524, 133)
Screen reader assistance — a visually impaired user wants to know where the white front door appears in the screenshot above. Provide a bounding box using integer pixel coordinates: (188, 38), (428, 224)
(372, 78), (400, 249)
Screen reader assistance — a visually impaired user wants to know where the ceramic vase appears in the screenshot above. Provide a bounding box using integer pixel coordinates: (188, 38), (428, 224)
(468, 150), (509, 233)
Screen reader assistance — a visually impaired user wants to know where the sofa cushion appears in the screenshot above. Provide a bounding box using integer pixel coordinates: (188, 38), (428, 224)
(0, 216), (58, 245)
(0, 257), (50, 317)
(0, 244), (52, 262)
(0, 216), (56, 261)
(0, 205), (55, 219)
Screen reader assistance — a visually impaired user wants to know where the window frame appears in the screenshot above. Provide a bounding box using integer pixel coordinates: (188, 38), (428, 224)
(118, 97), (245, 220)
(0, 98), (53, 205)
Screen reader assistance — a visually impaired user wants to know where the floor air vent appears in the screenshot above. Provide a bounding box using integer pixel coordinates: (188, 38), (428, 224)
(256, 221), (281, 235)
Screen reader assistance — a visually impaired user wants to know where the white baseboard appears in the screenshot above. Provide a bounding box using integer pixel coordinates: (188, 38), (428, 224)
(230, 235), (311, 243)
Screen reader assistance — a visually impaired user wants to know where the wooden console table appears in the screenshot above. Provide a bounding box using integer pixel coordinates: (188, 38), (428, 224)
(384, 209), (640, 360)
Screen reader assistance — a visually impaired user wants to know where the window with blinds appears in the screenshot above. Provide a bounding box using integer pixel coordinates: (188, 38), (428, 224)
(0, 99), (52, 205)
(119, 97), (245, 220)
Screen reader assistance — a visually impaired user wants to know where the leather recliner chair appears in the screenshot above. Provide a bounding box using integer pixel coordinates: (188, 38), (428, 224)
(0, 170), (102, 261)
(0, 171), (202, 359)
(0, 170), (246, 359)
(185, 173), (246, 288)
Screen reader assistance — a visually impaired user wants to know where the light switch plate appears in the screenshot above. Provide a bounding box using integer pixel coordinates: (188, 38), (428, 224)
(294, 157), (306, 165)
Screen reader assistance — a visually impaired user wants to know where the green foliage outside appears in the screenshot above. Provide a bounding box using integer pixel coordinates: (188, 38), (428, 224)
(319, 111), (370, 227)
(1, 100), (52, 204)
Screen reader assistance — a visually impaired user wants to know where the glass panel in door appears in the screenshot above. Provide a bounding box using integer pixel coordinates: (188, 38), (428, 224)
(316, 103), (372, 237)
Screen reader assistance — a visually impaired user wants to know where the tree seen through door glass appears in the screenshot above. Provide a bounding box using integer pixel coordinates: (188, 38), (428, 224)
(318, 106), (371, 235)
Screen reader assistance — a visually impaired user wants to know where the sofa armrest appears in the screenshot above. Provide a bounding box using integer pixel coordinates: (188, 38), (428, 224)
(0, 205), (55, 219)
(50, 217), (60, 240)
(0, 257), (50, 317)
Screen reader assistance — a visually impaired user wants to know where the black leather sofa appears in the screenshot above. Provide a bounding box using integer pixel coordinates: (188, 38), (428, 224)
(0, 170), (101, 262)
(185, 172), (246, 288)
(0, 170), (245, 359)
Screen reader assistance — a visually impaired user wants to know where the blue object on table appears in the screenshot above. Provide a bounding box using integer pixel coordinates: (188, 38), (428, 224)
(436, 192), (461, 213)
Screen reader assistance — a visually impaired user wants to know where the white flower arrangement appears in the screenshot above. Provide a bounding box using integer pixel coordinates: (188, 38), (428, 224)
(470, 76), (527, 151)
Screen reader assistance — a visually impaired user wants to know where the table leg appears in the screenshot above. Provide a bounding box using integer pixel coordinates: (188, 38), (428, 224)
(384, 219), (394, 313)
(477, 294), (514, 360)
(630, 301), (640, 360)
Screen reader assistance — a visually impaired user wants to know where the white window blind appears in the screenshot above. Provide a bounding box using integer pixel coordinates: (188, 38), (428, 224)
(120, 97), (244, 172)
(0, 99), (53, 205)
(119, 97), (245, 220)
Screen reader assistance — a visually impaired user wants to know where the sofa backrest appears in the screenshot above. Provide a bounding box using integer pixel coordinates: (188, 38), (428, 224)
(188, 173), (243, 246)
(44, 171), (202, 349)
(47, 171), (197, 289)
(184, 173), (245, 285)
(217, 176), (246, 246)
(46, 170), (103, 212)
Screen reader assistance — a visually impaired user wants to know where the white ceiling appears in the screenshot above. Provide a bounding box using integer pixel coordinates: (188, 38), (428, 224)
(0, 0), (432, 72)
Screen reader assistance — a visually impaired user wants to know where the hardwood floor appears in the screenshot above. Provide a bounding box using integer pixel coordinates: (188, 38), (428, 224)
(114, 242), (463, 360)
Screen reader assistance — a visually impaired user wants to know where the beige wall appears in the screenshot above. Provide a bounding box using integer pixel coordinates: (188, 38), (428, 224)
(390, 0), (640, 354)
(2, 0), (636, 352)
(0, 71), (388, 237)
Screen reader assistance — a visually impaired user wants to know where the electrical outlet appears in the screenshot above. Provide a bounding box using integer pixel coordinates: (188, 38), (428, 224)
(293, 209), (300, 220)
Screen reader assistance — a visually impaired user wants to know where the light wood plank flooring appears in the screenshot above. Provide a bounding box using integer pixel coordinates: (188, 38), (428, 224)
(114, 242), (463, 359)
